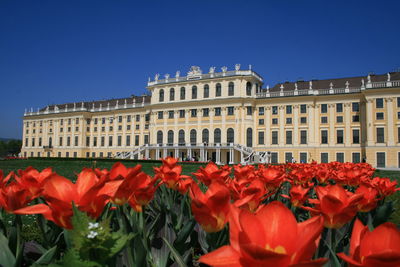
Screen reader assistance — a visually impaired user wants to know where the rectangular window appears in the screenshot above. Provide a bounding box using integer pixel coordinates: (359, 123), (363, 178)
(321, 153), (328, 163)
(24, 138), (28, 147)
(118, 125), (122, 131)
(336, 116), (343, 123)
(272, 106), (278, 115)
(67, 137), (71, 146)
(376, 98), (384, 108)
(117, 136), (122, 146)
(258, 107), (264, 115)
(321, 104), (328, 113)
(321, 116), (328, 123)
(271, 152), (278, 164)
(191, 109), (197, 117)
(376, 112), (384, 120)
(352, 152), (361, 163)
(158, 111), (163, 119)
(86, 136), (90, 147)
(259, 119), (264, 125)
(136, 124), (140, 130)
(144, 135), (149, 145)
(73, 152), (77, 158)
(300, 130), (307, 144)
(352, 102), (359, 112)
(168, 111), (174, 119)
(127, 125), (131, 130)
(59, 137), (63, 146)
(286, 131), (292, 145)
(66, 152), (69, 158)
(215, 107), (221, 116)
(353, 129), (360, 144)
(397, 112), (400, 119)
(203, 108), (209, 117)
(337, 130), (344, 144)
(285, 152), (293, 163)
(135, 135), (139, 146)
(376, 128), (385, 143)
(286, 105), (292, 114)
(179, 110), (185, 118)
(228, 106), (234, 115)
(145, 114), (150, 122)
(99, 152), (103, 157)
(397, 97), (400, 108)
(127, 115), (131, 122)
(300, 152), (307, 163)
(118, 116), (122, 123)
(92, 152), (95, 158)
(109, 126), (113, 131)
(109, 136), (113, 147)
(126, 135), (131, 146)
(272, 131), (278, 144)
(398, 127), (400, 143)
(258, 131), (265, 145)
(102, 118), (105, 124)
(300, 104), (307, 113)
(336, 103), (343, 113)
(336, 152), (344, 163)
(93, 137), (97, 147)
(101, 136), (105, 147)
(352, 115), (360, 122)
(286, 118), (292, 124)
(321, 130), (328, 144)
(300, 117), (307, 124)
(38, 137), (42, 147)
(377, 152), (386, 167)
(246, 106), (252, 115)
(94, 118), (97, 124)
(272, 118), (278, 125)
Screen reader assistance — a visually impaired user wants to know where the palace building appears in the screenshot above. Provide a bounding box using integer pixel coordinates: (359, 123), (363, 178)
(21, 65), (400, 168)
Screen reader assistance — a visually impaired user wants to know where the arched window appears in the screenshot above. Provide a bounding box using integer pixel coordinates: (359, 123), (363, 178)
(157, 131), (163, 145)
(180, 87), (185, 100)
(214, 128), (221, 144)
(170, 88), (175, 101)
(227, 128), (234, 143)
(202, 129), (209, 144)
(216, 83), (221, 97)
(228, 82), (234, 96)
(203, 84), (209, 98)
(159, 89), (164, 102)
(49, 137), (52, 147)
(192, 86), (197, 99)
(246, 82), (252, 96)
(190, 129), (197, 145)
(246, 128), (253, 147)
(167, 130), (174, 146)
(178, 130), (185, 145)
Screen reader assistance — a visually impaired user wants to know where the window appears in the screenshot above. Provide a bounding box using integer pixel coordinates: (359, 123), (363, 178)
(321, 104), (328, 113)
(75, 127), (79, 132)
(228, 82), (234, 96)
(376, 112), (384, 120)
(336, 152), (344, 163)
(321, 153), (328, 163)
(102, 118), (106, 124)
(136, 115), (140, 122)
(101, 136), (105, 147)
(190, 129), (197, 145)
(170, 88), (175, 101)
(135, 125), (139, 130)
(144, 135), (149, 145)
(66, 152), (69, 158)
(203, 108), (209, 117)
(86, 136), (90, 147)
(180, 87), (185, 100)
(376, 98), (384, 108)
(60, 119), (64, 125)
(145, 114), (150, 122)
(272, 106), (278, 115)
(39, 137), (42, 147)
(286, 105), (292, 114)
(215, 107), (221, 116)
(215, 83), (221, 97)
(191, 109), (197, 117)
(168, 130), (174, 145)
(258, 107), (264, 115)
(202, 129), (209, 144)
(109, 126), (113, 131)
(126, 135), (131, 146)
(353, 129), (360, 144)
(60, 128), (63, 132)
(336, 103), (343, 113)
(67, 136), (71, 146)
(272, 131), (278, 144)
(321, 116), (328, 124)
(135, 135), (139, 146)
(258, 131), (265, 145)
(94, 118), (97, 124)
(179, 130), (185, 145)
(286, 131), (292, 145)
(271, 152), (278, 163)
(286, 118), (292, 124)
(108, 136), (113, 146)
(203, 84), (209, 98)
(214, 128), (221, 144)
(352, 153), (360, 163)
(118, 116), (122, 123)
(272, 118), (278, 125)
(376, 128), (385, 143)
(118, 125), (122, 131)
(192, 86), (197, 99)
(397, 112), (400, 119)
(157, 131), (163, 145)
(321, 130), (328, 144)
(398, 127), (400, 143)
(336, 116), (343, 123)
(300, 117), (307, 124)
(227, 128), (234, 143)
(159, 89), (164, 102)
(352, 102), (359, 112)
(59, 137), (63, 146)
(246, 106), (252, 115)
(158, 111), (163, 119)
(337, 130), (344, 144)
(168, 111), (174, 119)
(300, 130), (307, 144)
(352, 115), (360, 122)
(259, 119), (264, 125)
(127, 115), (131, 122)
(300, 104), (307, 113)
(285, 152), (293, 163)
(116, 136), (121, 146)
(246, 128), (253, 147)
(246, 82), (252, 96)
(300, 152), (307, 163)
(377, 152), (385, 168)
(179, 110), (185, 118)
(227, 106), (234, 115)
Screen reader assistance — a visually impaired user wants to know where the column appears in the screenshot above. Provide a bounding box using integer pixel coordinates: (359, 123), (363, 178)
(229, 148), (234, 164)
(386, 98), (394, 146)
(344, 103), (351, 146)
(366, 99), (374, 146)
(279, 105), (284, 145)
(329, 104), (335, 145)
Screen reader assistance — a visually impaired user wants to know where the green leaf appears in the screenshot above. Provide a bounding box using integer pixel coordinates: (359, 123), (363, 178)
(373, 201), (394, 227)
(162, 237), (187, 267)
(32, 245), (57, 266)
(0, 232), (16, 267)
(174, 220), (196, 248)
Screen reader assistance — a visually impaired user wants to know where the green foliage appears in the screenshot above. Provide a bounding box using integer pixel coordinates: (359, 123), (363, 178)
(0, 139), (21, 158)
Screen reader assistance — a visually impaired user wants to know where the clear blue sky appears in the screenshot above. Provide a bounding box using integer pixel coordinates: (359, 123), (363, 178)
(1, 0), (399, 139)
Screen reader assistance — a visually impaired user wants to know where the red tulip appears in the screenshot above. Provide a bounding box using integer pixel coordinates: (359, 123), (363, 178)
(233, 179), (267, 212)
(338, 219), (400, 266)
(355, 185), (379, 212)
(15, 167), (53, 198)
(371, 177), (399, 197)
(282, 184), (310, 207)
(192, 162), (231, 186)
(0, 171), (33, 212)
(189, 181), (231, 232)
(154, 157), (192, 191)
(257, 165), (285, 191)
(199, 201), (327, 266)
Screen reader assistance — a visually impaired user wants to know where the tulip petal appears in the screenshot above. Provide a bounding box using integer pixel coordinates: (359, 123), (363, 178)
(199, 245), (241, 267)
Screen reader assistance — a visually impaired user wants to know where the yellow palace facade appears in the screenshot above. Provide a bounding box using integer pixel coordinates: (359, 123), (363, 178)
(21, 65), (400, 168)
